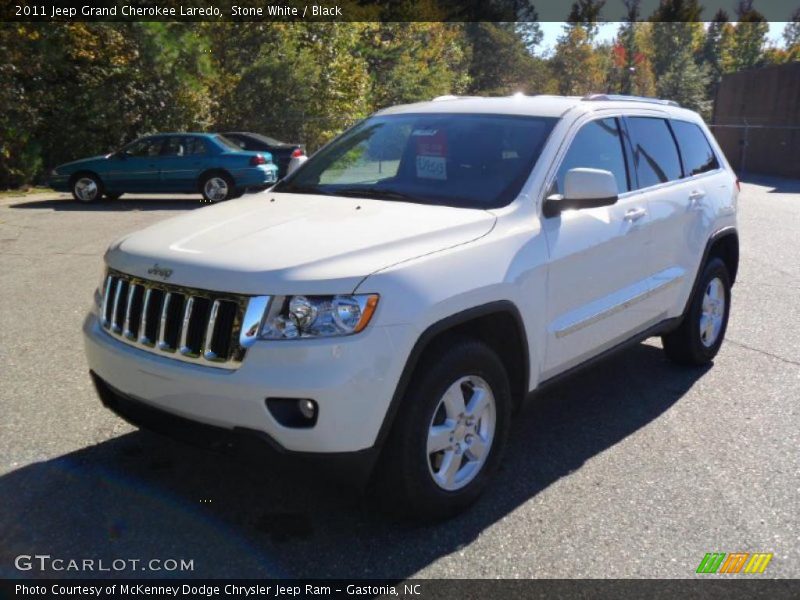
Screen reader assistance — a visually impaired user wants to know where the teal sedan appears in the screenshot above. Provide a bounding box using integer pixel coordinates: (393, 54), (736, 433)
(49, 133), (279, 203)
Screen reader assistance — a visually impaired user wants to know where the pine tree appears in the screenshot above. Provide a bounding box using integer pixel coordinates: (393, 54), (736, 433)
(566, 0), (606, 40)
(700, 10), (732, 97)
(730, 0), (768, 70)
(783, 8), (800, 61)
(515, 1), (544, 54)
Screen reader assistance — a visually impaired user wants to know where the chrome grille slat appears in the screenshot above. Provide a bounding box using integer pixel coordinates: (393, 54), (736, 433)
(139, 288), (152, 345)
(157, 292), (173, 351)
(101, 275), (113, 327)
(179, 296), (195, 355)
(203, 300), (221, 361)
(110, 279), (125, 333)
(123, 284), (137, 339)
(98, 270), (263, 370)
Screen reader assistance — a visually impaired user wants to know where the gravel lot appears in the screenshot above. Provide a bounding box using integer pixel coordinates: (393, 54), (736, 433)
(0, 180), (798, 579)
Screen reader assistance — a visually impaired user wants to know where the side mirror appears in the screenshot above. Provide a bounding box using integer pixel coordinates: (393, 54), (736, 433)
(543, 168), (618, 218)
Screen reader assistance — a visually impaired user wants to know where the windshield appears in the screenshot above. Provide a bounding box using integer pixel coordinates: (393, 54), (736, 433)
(274, 113), (557, 209)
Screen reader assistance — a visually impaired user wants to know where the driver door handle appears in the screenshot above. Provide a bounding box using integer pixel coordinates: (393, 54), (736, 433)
(689, 189), (706, 201)
(623, 207), (647, 222)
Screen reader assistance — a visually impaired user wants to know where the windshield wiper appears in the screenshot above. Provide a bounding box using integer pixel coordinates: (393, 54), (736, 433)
(331, 187), (418, 202)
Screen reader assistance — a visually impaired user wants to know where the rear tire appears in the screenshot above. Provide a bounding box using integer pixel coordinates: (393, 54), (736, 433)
(71, 174), (104, 203)
(373, 338), (512, 521)
(200, 173), (234, 203)
(662, 257), (731, 366)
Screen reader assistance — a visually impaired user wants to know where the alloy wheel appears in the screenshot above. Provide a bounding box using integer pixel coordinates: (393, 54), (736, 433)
(426, 375), (496, 491)
(700, 276), (725, 347)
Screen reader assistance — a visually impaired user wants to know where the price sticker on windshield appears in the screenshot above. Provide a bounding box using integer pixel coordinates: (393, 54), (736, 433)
(413, 129), (447, 180)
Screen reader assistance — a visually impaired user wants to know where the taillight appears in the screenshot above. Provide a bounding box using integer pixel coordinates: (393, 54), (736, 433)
(249, 154), (267, 166)
(291, 148), (305, 158)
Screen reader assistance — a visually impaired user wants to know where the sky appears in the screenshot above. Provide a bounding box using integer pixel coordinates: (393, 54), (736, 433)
(537, 22), (789, 54)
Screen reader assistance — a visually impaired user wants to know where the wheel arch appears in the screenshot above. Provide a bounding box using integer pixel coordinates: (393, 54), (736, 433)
(372, 300), (530, 453)
(68, 170), (103, 187)
(707, 228), (739, 285)
(682, 227), (739, 318)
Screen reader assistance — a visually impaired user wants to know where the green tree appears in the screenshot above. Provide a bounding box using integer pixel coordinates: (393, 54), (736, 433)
(359, 23), (469, 109)
(208, 24), (371, 150)
(567, 0), (607, 40)
(610, 0), (650, 95)
(551, 24), (605, 95)
(700, 10), (734, 96)
(657, 48), (711, 114)
(515, 1), (544, 54)
(464, 23), (549, 95)
(784, 8), (800, 49)
(730, 0), (768, 70)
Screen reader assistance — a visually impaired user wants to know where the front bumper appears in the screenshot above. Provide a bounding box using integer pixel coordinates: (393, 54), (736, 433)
(90, 372), (378, 483)
(49, 176), (70, 192)
(83, 312), (413, 454)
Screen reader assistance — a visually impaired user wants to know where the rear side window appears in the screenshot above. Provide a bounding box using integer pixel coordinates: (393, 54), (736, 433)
(555, 118), (629, 194)
(185, 137), (208, 156)
(671, 120), (720, 176)
(626, 117), (682, 188)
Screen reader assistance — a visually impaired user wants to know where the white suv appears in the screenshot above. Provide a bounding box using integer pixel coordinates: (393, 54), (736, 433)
(84, 94), (739, 519)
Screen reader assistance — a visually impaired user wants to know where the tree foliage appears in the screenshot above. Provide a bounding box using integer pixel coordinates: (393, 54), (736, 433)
(0, 18), (794, 189)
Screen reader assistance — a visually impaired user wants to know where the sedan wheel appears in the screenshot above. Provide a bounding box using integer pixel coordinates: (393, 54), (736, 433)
(202, 176), (231, 202)
(72, 176), (101, 203)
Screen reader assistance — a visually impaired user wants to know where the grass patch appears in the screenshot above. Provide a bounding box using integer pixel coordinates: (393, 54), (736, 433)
(0, 186), (54, 198)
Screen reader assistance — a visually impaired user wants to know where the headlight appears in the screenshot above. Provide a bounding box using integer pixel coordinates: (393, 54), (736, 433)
(50, 168), (60, 177)
(260, 294), (379, 340)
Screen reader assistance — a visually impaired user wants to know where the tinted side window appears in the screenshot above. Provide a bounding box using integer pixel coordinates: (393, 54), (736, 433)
(671, 120), (719, 176)
(185, 137), (208, 156)
(162, 137), (186, 156)
(125, 138), (163, 157)
(626, 117), (682, 188)
(556, 118), (629, 194)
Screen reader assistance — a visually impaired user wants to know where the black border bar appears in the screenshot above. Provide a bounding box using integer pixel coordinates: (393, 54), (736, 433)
(3, 0), (799, 23)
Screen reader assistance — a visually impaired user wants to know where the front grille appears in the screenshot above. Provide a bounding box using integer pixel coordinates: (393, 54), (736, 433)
(100, 269), (264, 368)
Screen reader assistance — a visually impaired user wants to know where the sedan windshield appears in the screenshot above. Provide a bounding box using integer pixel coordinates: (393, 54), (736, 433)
(274, 113), (557, 209)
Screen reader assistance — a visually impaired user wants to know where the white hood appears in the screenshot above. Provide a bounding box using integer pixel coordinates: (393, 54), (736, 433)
(106, 192), (496, 295)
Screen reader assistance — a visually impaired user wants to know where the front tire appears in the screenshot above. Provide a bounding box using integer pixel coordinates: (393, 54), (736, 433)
(71, 174), (103, 203)
(201, 174), (234, 202)
(662, 257), (731, 365)
(374, 338), (512, 521)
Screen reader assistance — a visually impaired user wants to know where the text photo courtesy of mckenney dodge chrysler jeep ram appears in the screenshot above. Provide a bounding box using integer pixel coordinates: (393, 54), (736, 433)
(84, 94), (739, 520)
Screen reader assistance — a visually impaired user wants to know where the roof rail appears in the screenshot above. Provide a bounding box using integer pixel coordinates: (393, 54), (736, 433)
(431, 94), (485, 102)
(582, 93), (680, 107)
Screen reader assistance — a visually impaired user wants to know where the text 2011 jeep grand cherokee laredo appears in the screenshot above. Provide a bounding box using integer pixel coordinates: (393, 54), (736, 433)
(85, 94), (739, 519)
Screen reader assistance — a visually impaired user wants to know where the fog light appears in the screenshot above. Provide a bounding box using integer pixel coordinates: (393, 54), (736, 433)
(299, 399), (317, 420)
(266, 397), (318, 428)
